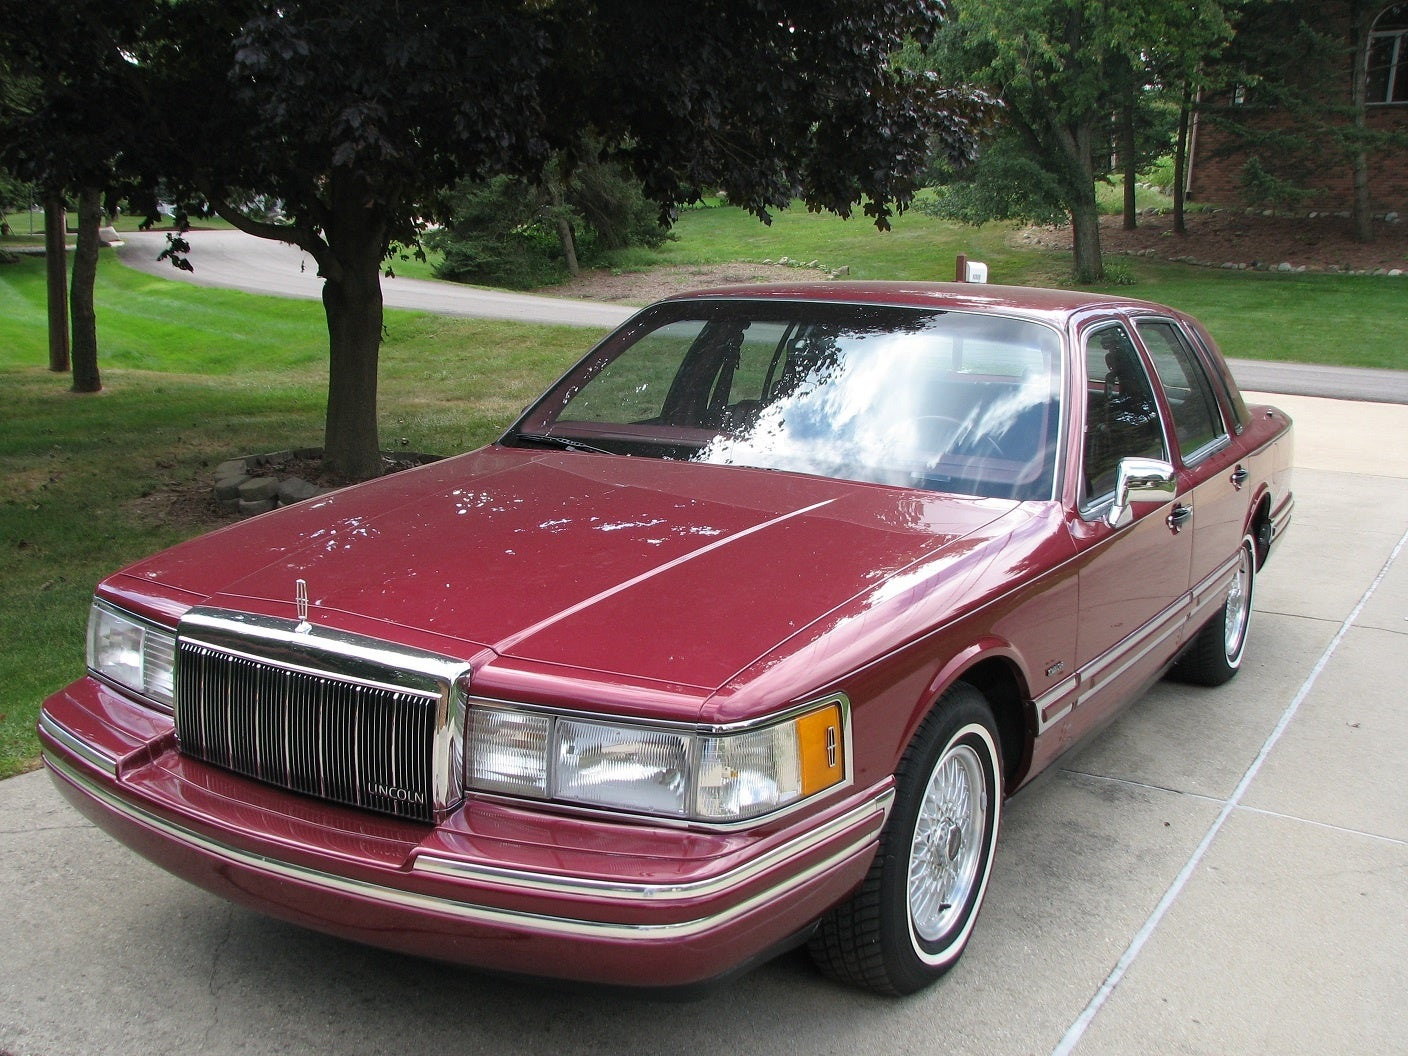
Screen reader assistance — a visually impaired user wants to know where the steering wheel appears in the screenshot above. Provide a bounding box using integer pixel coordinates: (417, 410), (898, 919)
(913, 415), (1006, 459)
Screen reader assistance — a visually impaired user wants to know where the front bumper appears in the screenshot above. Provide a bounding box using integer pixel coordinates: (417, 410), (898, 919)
(39, 678), (890, 988)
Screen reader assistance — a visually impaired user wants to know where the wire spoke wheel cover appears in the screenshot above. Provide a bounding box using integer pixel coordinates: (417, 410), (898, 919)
(908, 742), (987, 943)
(1172, 532), (1257, 687)
(1223, 540), (1253, 662)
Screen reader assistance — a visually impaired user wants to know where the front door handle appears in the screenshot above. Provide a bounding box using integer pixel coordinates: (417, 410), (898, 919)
(1167, 504), (1193, 533)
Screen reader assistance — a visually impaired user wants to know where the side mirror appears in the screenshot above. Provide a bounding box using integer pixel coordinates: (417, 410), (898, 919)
(1108, 457), (1177, 528)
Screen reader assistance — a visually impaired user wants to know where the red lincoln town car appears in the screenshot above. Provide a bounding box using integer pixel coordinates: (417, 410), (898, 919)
(40, 282), (1293, 995)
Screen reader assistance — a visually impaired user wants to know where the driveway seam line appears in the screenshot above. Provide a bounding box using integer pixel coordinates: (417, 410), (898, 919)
(1232, 804), (1407, 847)
(1061, 770), (1406, 847)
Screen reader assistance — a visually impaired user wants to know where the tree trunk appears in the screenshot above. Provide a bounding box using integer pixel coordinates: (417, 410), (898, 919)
(1349, 0), (1374, 243)
(69, 186), (103, 393)
(1070, 193), (1104, 284)
(1121, 97), (1138, 231)
(44, 194), (70, 374)
(556, 213), (580, 277)
(211, 178), (388, 482)
(1173, 85), (1192, 237)
(321, 251), (385, 480)
(547, 174), (580, 276)
(1058, 118), (1104, 284)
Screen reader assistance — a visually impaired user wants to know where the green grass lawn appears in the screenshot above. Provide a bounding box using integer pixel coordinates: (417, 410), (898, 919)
(615, 195), (1070, 287)
(1120, 266), (1408, 369)
(1, 200), (1404, 778)
(608, 201), (1406, 369)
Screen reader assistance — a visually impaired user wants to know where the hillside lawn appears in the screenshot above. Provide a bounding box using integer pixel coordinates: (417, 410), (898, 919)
(1, 202), (1404, 777)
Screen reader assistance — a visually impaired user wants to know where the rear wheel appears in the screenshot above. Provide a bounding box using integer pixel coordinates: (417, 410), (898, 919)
(1173, 533), (1256, 686)
(808, 684), (1002, 995)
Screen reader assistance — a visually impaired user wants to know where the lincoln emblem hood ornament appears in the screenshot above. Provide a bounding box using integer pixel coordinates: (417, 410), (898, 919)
(295, 578), (312, 633)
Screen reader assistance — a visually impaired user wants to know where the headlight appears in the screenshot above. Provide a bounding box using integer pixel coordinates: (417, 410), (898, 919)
(87, 602), (177, 708)
(556, 719), (692, 816)
(466, 698), (847, 823)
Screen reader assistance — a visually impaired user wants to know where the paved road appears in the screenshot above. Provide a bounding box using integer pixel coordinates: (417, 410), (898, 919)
(115, 229), (635, 330)
(114, 228), (1408, 404)
(1226, 358), (1408, 404)
(3, 394), (1406, 1055)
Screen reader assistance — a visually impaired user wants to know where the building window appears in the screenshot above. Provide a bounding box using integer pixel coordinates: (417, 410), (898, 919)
(1368, 4), (1408, 104)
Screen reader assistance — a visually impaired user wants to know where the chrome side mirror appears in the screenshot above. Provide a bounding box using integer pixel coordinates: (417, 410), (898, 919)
(1108, 457), (1177, 528)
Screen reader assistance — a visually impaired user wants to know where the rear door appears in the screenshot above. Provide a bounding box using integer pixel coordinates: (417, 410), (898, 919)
(1131, 315), (1248, 630)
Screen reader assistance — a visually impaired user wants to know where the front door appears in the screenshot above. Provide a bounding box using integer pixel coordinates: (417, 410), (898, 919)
(1063, 320), (1192, 746)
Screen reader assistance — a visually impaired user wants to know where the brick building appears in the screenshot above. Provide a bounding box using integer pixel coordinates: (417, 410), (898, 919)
(1188, 2), (1408, 214)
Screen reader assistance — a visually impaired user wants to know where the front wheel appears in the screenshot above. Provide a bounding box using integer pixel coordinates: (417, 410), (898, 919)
(1172, 533), (1257, 686)
(808, 684), (1002, 995)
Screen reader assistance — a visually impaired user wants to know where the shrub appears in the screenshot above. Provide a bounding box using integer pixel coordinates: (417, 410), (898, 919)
(429, 158), (672, 289)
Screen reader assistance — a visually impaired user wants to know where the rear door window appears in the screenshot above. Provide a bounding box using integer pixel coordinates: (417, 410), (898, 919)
(1135, 319), (1228, 464)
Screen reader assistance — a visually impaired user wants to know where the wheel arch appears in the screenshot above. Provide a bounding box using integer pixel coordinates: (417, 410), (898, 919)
(1247, 490), (1273, 569)
(916, 649), (1032, 796)
(954, 657), (1031, 794)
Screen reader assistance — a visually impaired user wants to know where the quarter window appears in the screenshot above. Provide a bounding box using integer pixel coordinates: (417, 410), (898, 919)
(1135, 319), (1227, 461)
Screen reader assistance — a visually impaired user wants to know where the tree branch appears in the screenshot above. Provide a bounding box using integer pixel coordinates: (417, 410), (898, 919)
(209, 197), (337, 280)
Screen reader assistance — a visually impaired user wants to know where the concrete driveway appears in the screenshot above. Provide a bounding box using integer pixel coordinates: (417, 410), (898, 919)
(2, 393), (1405, 1056)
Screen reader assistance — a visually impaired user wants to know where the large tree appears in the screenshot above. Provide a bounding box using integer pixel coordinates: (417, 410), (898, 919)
(150, 0), (983, 479)
(926, 0), (1234, 281)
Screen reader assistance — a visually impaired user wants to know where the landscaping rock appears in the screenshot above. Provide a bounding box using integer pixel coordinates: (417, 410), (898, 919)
(237, 498), (276, 517)
(277, 477), (322, 505)
(209, 448), (442, 520)
(213, 474), (250, 501)
(238, 476), (280, 502)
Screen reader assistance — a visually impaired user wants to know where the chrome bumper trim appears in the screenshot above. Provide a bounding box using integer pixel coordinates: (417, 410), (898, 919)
(413, 789), (894, 901)
(43, 751), (890, 942)
(38, 711), (119, 776)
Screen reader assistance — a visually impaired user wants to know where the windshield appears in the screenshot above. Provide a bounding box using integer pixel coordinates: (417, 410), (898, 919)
(512, 301), (1063, 500)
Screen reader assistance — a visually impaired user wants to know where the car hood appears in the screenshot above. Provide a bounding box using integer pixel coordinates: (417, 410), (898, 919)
(110, 448), (1017, 697)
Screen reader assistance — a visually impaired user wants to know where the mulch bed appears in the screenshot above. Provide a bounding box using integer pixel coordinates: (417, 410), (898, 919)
(1024, 208), (1407, 273)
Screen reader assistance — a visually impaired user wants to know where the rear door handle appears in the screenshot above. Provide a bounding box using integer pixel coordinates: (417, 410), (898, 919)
(1167, 504), (1193, 533)
(1230, 466), (1249, 490)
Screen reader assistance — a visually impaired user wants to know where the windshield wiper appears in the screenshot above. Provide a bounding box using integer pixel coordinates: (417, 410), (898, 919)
(513, 432), (615, 456)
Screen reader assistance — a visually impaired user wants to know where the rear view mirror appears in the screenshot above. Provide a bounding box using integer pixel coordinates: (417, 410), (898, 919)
(1108, 457), (1176, 528)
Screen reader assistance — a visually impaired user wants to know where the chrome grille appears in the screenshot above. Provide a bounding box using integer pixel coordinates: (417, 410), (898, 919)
(172, 609), (469, 823)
